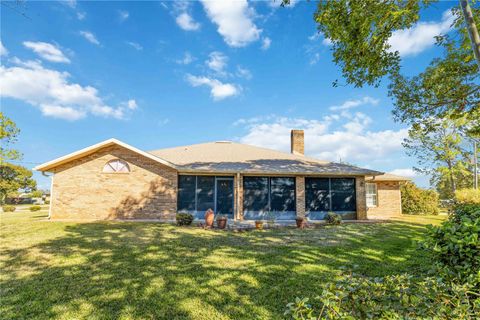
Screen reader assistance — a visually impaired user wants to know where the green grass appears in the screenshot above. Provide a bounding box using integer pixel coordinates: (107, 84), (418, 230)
(0, 211), (446, 320)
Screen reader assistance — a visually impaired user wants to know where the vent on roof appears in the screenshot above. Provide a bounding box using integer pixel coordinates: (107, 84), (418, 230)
(215, 141), (232, 144)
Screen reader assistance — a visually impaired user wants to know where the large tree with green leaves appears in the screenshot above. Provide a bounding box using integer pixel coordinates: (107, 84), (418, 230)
(0, 112), (36, 204)
(283, 0), (479, 133)
(1, 112), (21, 161)
(403, 116), (473, 198)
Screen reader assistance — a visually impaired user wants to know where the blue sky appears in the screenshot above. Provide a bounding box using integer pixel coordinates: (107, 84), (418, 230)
(1, 0), (455, 190)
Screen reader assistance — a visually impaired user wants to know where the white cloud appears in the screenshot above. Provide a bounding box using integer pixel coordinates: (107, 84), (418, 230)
(79, 31), (100, 46)
(126, 41), (143, 50)
(237, 111), (408, 163)
(322, 38), (333, 46)
(261, 37), (271, 50)
(0, 41), (8, 56)
(125, 99), (138, 110)
(206, 51), (228, 74)
(309, 53), (320, 65)
(329, 96), (380, 111)
(23, 41), (70, 63)
(389, 10), (454, 56)
(236, 66), (252, 80)
(65, 0), (76, 8)
(39, 104), (86, 121)
(200, 0), (261, 47)
(389, 168), (417, 178)
(176, 12), (201, 31)
(118, 10), (129, 22)
(186, 74), (240, 101)
(77, 11), (86, 20)
(0, 58), (136, 121)
(176, 52), (195, 65)
(268, 0), (298, 8)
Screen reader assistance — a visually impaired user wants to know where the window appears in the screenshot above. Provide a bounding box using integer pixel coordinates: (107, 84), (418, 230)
(305, 178), (330, 212)
(103, 159), (130, 173)
(270, 177), (296, 212)
(196, 176), (215, 212)
(305, 177), (356, 220)
(177, 175), (234, 219)
(331, 178), (356, 211)
(243, 177), (296, 220)
(366, 183), (377, 207)
(178, 175), (196, 212)
(243, 177), (269, 213)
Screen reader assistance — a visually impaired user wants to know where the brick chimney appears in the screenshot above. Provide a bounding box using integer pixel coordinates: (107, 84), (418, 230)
(291, 129), (304, 155)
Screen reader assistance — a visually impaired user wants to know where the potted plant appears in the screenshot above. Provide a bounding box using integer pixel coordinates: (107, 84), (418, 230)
(205, 208), (214, 228)
(216, 214), (228, 229)
(255, 220), (264, 230)
(295, 217), (307, 229)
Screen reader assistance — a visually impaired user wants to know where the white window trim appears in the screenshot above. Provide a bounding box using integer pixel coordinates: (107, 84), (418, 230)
(103, 159), (130, 173)
(366, 182), (378, 207)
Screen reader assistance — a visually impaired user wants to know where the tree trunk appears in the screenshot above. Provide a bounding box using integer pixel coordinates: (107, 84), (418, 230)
(446, 160), (457, 197)
(460, 0), (480, 69)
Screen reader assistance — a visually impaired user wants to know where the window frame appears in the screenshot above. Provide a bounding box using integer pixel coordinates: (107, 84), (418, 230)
(102, 159), (130, 174)
(242, 176), (296, 220)
(305, 177), (357, 220)
(365, 182), (378, 207)
(177, 175), (235, 219)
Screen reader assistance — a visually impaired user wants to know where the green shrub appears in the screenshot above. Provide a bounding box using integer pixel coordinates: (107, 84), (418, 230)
(44, 200), (50, 205)
(325, 212), (341, 225)
(176, 213), (194, 226)
(422, 203), (480, 285)
(455, 188), (480, 204)
(285, 272), (479, 319)
(401, 182), (439, 215)
(2, 205), (16, 212)
(450, 203), (480, 223)
(29, 205), (41, 212)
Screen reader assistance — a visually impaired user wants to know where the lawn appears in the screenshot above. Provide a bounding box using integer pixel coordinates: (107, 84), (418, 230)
(0, 211), (445, 320)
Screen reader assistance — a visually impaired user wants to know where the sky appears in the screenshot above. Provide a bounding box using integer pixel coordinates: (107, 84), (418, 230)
(0, 0), (456, 190)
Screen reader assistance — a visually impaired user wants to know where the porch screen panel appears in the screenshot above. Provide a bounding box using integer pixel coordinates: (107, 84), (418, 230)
(306, 177), (356, 220)
(178, 175), (196, 212)
(270, 177), (296, 219)
(243, 177), (269, 219)
(243, 177), (269, 211)
(196, 176), (215, 212)
(331, 178), (356, 211)
(305, 178), (330, 212)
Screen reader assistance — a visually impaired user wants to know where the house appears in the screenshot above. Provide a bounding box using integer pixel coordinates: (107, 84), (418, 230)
(34, 130), (409, 221)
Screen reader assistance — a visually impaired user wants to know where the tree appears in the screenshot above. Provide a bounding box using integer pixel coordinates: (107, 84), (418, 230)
(0, 112), (21, 161)
(283, 0), (479, 132)
(0, 162), (36, 204)
(0, 112), (36, 204)
(403, 116), (473, 198)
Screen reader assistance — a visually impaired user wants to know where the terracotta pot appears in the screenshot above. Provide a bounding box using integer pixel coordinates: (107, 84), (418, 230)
(295, 218), (306, 229)
(255, 221), (264, 230)
(217, 217), (227, 229)
(205, 209), (214, 228)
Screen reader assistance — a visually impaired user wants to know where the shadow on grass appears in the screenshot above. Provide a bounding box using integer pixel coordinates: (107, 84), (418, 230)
(0, 220), (430, 319)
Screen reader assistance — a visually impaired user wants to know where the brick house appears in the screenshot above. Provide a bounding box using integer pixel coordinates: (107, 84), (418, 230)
(35, 130), (409, 221)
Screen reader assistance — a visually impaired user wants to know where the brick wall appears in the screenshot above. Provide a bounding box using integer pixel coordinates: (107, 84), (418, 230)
(50, 145), (177, 220)
(295, 176), (305, 218)
(356, 177), (367, 220)
(367, 181), (402, 218)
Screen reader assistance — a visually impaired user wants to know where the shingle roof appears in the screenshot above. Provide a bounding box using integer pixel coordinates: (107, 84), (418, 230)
(366, 173), (411, 181)
(149, 141), (382, 176)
